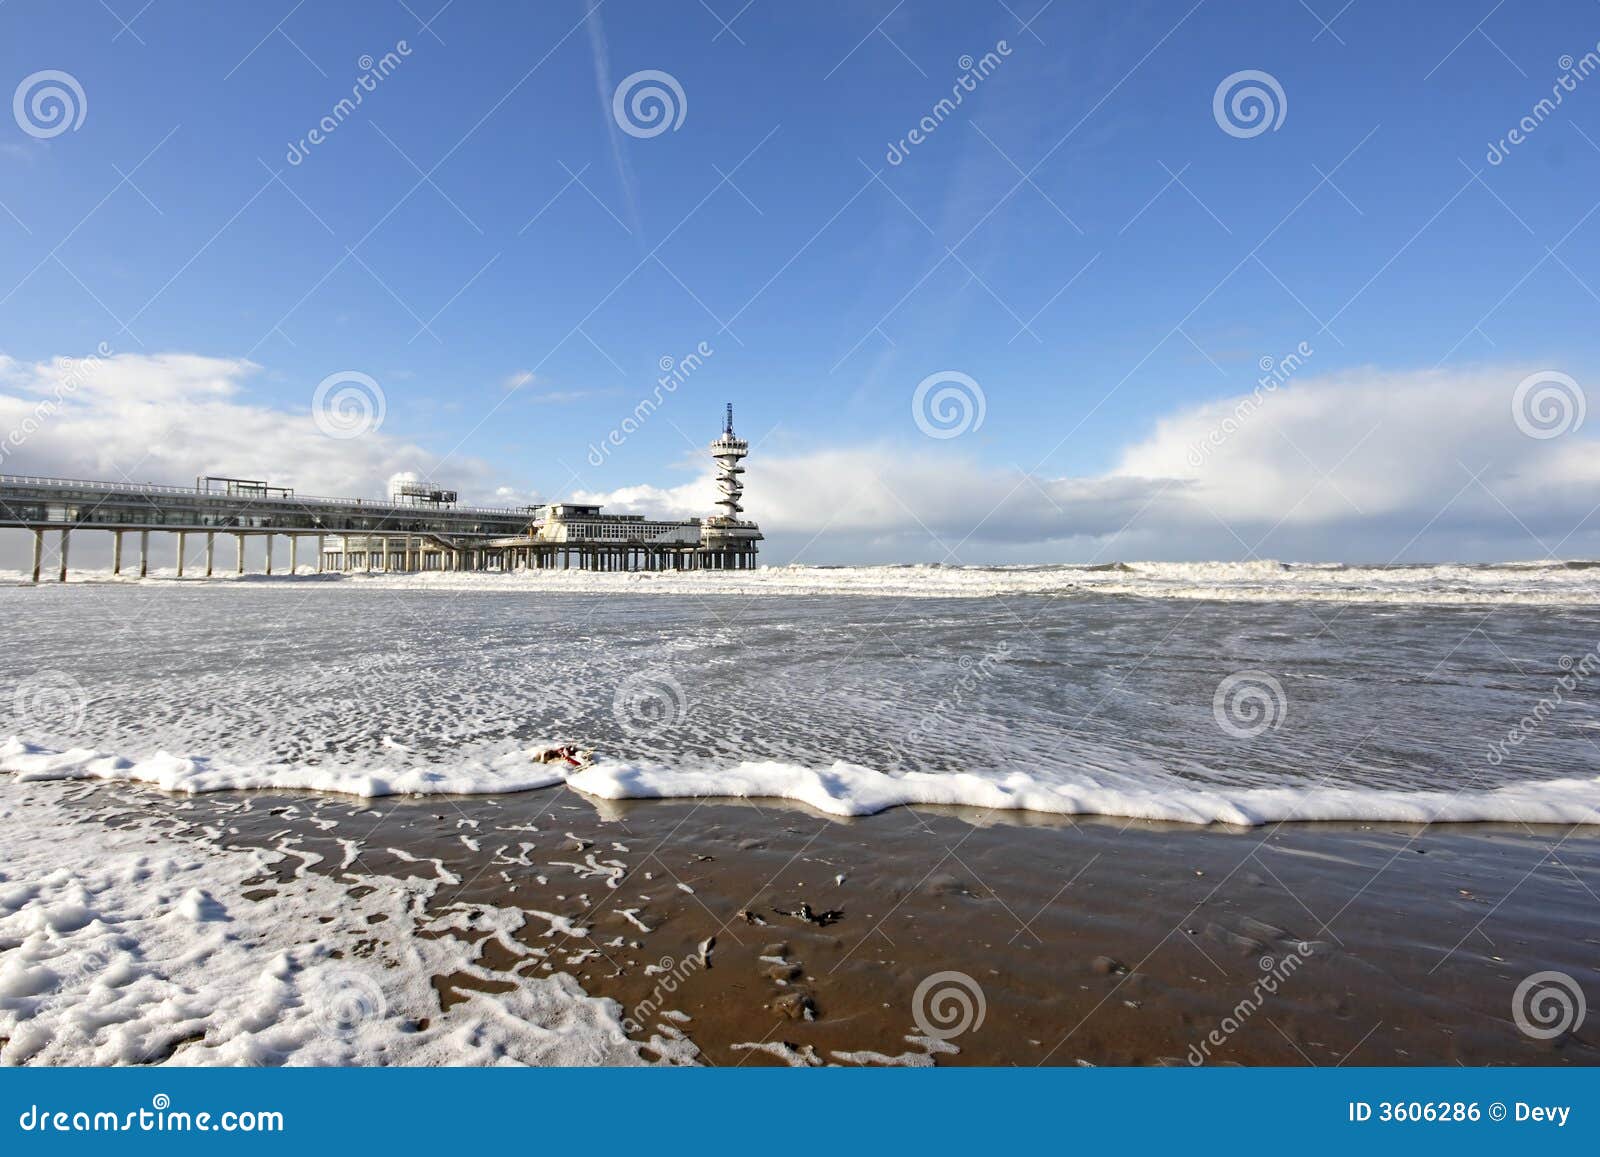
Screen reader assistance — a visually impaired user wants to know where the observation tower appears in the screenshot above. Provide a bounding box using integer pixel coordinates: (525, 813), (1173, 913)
(699, 403), (762, 568)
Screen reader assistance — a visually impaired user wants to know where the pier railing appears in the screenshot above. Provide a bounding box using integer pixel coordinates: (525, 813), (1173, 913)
(0, 473), (536, 518)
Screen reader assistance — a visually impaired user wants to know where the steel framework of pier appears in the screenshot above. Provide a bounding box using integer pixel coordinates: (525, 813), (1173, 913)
(323, 535), (757, 574)
(0, 406), (762, 582)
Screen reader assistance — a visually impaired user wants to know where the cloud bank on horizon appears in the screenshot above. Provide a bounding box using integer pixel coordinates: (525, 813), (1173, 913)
(1, 349), (1592, 566)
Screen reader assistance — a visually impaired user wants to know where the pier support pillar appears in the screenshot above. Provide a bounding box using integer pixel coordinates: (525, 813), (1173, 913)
(31, 528), (43, 583)
(236, 534), (245, 575)
(289, 535), (298, 576)
(317, 535), (325, 574)
(138, 530), (149, 578)
(57, 528), (70, 582)
(112, 530), (123, 575)
(205, 532), (215, 577)
(265, 534), (273, 575)
(176, 531), (186, 578)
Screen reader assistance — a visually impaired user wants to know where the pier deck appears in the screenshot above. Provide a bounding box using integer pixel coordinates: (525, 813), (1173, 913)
(0, 474), (758, 581)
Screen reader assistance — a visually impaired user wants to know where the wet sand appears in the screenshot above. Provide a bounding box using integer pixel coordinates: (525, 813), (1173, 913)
(80, 783), (1600, 1066)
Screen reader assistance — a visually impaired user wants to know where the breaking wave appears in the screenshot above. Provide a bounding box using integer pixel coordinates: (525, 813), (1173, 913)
(6, 737), (1598, 828)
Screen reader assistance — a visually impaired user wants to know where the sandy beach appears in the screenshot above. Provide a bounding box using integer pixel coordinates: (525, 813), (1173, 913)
(14, 775), (1594, 1067)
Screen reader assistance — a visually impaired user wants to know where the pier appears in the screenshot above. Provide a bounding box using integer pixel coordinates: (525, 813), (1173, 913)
(1, 407), (762, 581)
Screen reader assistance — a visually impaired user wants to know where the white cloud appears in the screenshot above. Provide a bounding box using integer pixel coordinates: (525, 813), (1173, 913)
(579, 364), (1600, 562)
(3, 351), (1595, 565)
(0, 351), (501, 502)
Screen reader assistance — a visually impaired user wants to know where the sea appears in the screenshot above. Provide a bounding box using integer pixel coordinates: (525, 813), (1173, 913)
(5, 560), (1600, 827)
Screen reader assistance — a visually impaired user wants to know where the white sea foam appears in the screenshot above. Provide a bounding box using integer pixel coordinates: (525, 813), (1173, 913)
(0, 737), (569, 797)
(8, 558), (1600, 604)
(6, 737), (1597, 827)
(0, 781), (671, 1066)
(4, 570), (1596, 830)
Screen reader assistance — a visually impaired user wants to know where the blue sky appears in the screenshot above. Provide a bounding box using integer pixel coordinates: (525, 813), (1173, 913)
(3, 1), (1600, 562)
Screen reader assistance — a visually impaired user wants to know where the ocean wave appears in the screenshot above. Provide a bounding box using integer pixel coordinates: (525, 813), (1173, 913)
(340, 559), (1600, 605)
(11, 559), (1600, 604)
(7, 736), (1598, 828)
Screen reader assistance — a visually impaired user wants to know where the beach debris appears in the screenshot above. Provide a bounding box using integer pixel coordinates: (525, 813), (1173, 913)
(1090, 955), (1128, 976)
(676, 882), (695, 895)
(774, 991), (818, 1021)
(563, 833), (593, 852)
(775, 901), (843, 927)
(537, 745), (593, 768)
(693, 854), (715, 862)
(698, 936), (716, 969)
(834, 873), (846, 887)
(736, 908), (768, 926)
(765, 962), (803, 982)
(761, 942), (789, 958)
